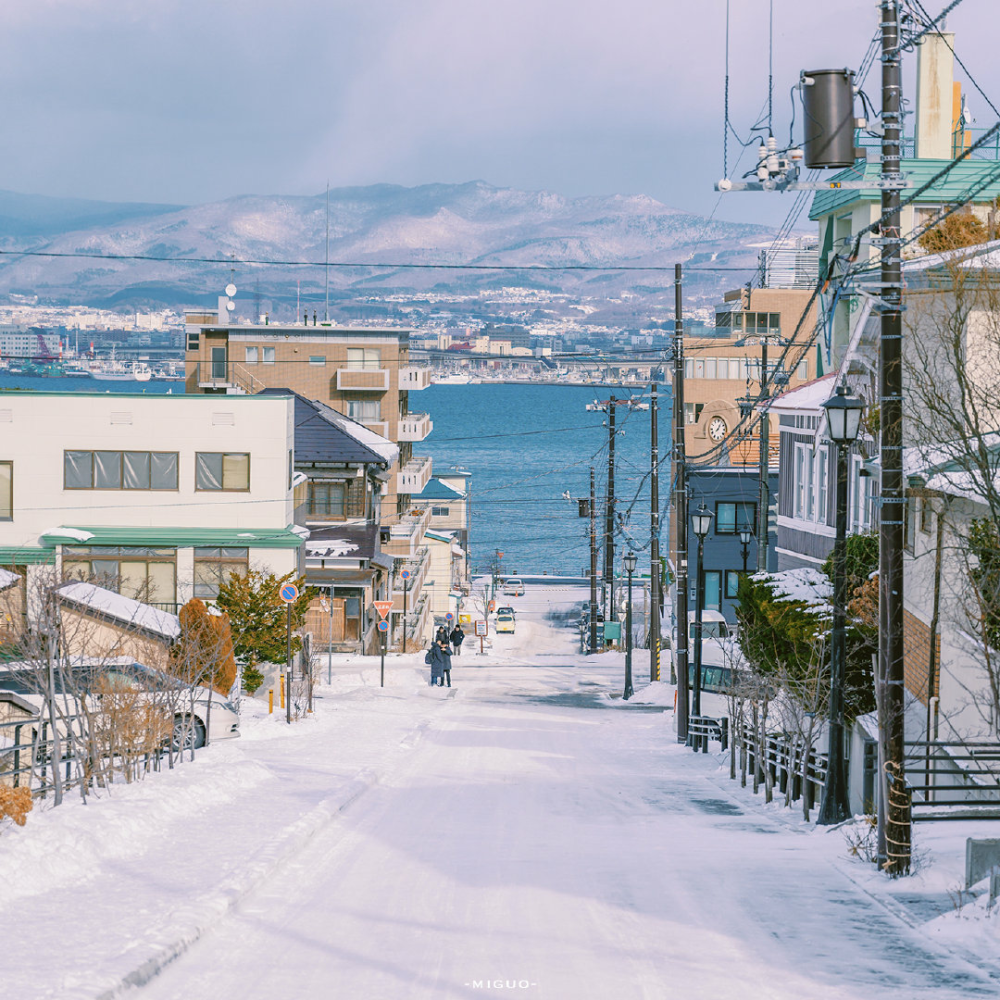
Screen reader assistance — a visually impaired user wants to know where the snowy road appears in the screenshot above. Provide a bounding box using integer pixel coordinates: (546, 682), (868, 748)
(3, 586), (996, 999)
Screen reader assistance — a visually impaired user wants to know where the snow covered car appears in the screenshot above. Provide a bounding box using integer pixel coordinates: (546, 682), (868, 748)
(502, 578), (525, 596)
(0, 658), (239, 751)
(495, 613), (516, 634)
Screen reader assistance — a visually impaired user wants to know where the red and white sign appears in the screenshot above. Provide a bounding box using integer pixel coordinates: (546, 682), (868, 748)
(474, 620), (488, 637)
(373, 601), (394, 620)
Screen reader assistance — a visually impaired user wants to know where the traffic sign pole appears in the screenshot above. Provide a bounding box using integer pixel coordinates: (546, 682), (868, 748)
(381, 625), (386, 687)
(278, 582), (299, 725)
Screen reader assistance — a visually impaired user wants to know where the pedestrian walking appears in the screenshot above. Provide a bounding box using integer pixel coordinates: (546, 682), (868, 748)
(438, 637), (453, 687)
(425, 640), (444, 687)
(450, 624), (465, 656)
(435, 625), (449, 645)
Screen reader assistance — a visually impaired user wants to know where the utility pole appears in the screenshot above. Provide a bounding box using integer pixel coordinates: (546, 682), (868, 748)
(757, 338), (770, 571)
(674, 263), (690, 741)
(590, 466), (599, 653)
(605, 396), (616, 622)
(650, 382), (661, 681)
(880, 0), (909, 874)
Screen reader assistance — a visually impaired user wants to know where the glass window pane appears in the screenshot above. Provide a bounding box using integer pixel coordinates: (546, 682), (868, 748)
(309, 356), (326, 366)
(195, 547), (221, 558)
(196, 453), (223, 490)
(119, 561), (147, 600)
(0, 462), (10, 519)
(147, 561), (176, 604)
(716, 503), (736, 533)
(193, 562), (221, 599)
(704, 358), (717, 379)
(347, 348), (364, 369)
(94, 451), (122, 489)
(123, 452), (150, 490)
(245, 346), (258, 364)
(222, 453), (250, 490)
(150, 453), (178, 490)
(704, 572), (722, 611)
(262, 347), (275, 364)
(90, 560), (119, 589)
(220, 548), (248, 559)
(726, 571), (740, 599)
(65, 451), (93, 489)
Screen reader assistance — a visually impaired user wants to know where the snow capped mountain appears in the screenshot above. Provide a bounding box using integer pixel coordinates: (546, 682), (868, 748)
(0, 182), (780, 311)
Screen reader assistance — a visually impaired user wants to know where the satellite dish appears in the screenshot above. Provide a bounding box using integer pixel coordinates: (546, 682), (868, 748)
(226, 299), (236, 312)
(225, 283), (237, 298)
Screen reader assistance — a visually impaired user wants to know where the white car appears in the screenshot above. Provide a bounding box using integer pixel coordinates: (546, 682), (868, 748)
(0, 657), (240, 750)
(502, 578), (525, 596)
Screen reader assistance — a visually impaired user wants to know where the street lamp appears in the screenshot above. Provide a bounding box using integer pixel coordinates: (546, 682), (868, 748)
(691, 505), (713, 722)
(623, 551), (637, 700)
(818, 383), (865, 825)
(739, 526), (753, 574)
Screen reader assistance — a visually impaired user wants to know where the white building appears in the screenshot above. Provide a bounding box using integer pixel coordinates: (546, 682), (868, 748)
(0, 391), (303, 611)
(0, 326), (61, 360)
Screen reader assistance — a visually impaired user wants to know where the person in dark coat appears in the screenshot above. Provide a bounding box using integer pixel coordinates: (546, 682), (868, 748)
(449, 625), (465, 656)
(426, 638), (452, 686)
(435, 625), (449, 645)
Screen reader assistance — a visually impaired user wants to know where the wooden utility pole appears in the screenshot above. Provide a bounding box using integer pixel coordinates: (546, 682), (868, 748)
(674, 263), (690, 741)
(650, 382), (661, 681)
(605, 396), (617, 622)
(589, 466), (599, 653)
(879, 0), (909, 874)
(757, 338), (770, 571)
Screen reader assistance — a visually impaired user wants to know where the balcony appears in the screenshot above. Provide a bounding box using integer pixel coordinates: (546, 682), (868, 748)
(396, 455), (432, 496)
(385, 506), (432, 548)
(190, 361), (265, 395)
(399, 366), (432, 391)
(336, 368), (389, 392)
(397, 412), (433, 442)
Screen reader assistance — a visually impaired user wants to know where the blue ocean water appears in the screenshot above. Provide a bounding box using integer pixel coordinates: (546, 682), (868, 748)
(0, 374), (670, 577)
(421, 383), (671, 576)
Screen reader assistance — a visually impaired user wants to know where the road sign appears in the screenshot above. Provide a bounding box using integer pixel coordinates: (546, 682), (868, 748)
(279, 583), (299, 603)
(373, 601), (394, 620)
(401, 569), (411, 579)
(459, 614), (471, 624)
(377, 619), (389, 632)
(475, 620), (488, 637)
(445, 612), (454, 621)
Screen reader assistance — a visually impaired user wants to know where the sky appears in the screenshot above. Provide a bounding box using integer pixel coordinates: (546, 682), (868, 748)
(0, 1), (994, 227)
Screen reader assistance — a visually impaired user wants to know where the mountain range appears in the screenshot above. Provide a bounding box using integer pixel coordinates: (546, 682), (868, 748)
(0, 182), (786, 322)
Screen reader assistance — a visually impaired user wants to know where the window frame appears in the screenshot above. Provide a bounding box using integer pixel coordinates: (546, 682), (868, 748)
(195, 452), (251, 492)
(192, 547), (250, 600)
(309, 355), (326, 367)
(0, 460), (11, 520)
(245, 346), (259, 365)
(62, 546), (177, 605)
(262, 346), (275, 365)
(703, 571), (722, 612)
(725, 570), (742, 599)
(63, 451), (179, 491)
(714, 501), (756, 535)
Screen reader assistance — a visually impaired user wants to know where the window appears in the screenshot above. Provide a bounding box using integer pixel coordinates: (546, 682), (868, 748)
(432, 506), (450, 516)
(245, 346), (259, 364)
(920, 497), (933, 534)
(262, 346), (275, 364)
(62, 547), (176, 605)
(816, 447), (829, 521)
(715, 502), (756, 534)
(797, 360), (808, 379)
(196, 452), (250, 491)
(288, 451), (294, 490)
(64, 451), (178, 490)
(905, 499), (915, 554)
(703, 572), (722, 612)
(347, 400), (381, 421)
(684, 402), (705, 425)
(725, 570), (742, 599)
(704, 358), (717, 379)
(309, 356), (326, 366)
(193, 547), (249, 599)
(0, 461), (11, 520)
(187, 332), (199, 352)
(308, 482), (346, 519)
(347, 348), (380, 370)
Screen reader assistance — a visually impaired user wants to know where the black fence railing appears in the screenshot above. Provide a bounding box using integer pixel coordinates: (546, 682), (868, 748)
(904, 740), (1000, 821)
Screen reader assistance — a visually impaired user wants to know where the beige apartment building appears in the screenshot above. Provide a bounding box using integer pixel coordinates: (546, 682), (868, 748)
(684, 285), (818, 466)
(184, 319), (439, 645)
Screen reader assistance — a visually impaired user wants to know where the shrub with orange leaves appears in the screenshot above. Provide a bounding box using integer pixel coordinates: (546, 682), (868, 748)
(171, 598), (238, 695)
(0, 785), (33, 828)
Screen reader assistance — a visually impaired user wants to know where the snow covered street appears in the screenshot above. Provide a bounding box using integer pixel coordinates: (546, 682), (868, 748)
(2, 587), (998, 999)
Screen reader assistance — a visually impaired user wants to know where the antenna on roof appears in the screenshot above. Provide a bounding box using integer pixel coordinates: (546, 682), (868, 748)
(325, 182), (330, 323)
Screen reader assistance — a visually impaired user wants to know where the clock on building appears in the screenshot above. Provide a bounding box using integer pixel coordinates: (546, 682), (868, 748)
(709, 416), (728, 441)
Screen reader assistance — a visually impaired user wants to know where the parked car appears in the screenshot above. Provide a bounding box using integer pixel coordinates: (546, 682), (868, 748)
(502, 578), (525, 596)
(495, 605), (516, 619)
(495, 613), (516, 634)
(0, 658), (239, 751)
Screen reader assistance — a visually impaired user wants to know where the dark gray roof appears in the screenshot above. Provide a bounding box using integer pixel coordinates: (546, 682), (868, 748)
(259, 388), (387, 466)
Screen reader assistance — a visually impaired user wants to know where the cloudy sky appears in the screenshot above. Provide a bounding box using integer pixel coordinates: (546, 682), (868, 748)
(0, 1), (992, 224)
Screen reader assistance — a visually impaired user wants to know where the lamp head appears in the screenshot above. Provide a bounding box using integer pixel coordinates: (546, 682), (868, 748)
(739, 526), (753, 546)
(692, 504), (714, 539)
(822, 383), (865, 445)
(624, 551), (637, 574)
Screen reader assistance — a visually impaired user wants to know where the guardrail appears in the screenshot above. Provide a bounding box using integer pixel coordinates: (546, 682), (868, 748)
(904, 740), (1000, 821)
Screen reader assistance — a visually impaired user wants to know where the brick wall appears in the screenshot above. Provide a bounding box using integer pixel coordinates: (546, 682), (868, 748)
(903, 608), (940, 705)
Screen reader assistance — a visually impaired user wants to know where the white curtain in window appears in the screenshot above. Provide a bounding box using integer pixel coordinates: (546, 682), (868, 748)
(94, 452), (122, 489)
(196, 453), (223, 490)
(123, 452), (150, 490)
(0, 462), (11, 518)
(65, 451), (92, 489)
(150, 453), (178, 490)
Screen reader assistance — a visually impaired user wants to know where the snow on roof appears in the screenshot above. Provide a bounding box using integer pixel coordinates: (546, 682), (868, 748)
(0, 567), (19, 590)
(305, 537), (359, 558)
(55, 582), (181, 639)
(310, 401), (399, 465)
(766, 374), (837, 415)
(753, 567), (832, 615)
(44, 527), (94, 542)
(425, 529), (455, 543)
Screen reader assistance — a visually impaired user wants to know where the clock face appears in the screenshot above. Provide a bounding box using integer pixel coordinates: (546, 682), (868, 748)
(709, 416), (728, 441)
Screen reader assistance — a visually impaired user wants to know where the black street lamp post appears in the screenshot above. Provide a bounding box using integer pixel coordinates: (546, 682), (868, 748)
(818, 384), (865, 825)
(623, 551), (637, 700)
(739, 526), (753, 575)
(691, 506), (713, 721)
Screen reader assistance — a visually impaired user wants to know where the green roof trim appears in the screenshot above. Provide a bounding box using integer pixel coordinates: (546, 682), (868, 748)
(0, 547), (55, 566)
(809, 158), (1000, 221)
(40, 526), (306, 549)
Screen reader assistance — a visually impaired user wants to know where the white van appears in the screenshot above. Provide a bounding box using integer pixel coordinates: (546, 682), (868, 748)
(502, 578), (525, 596)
